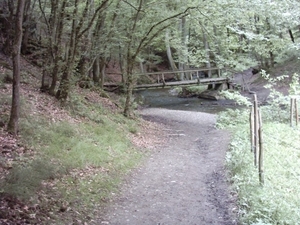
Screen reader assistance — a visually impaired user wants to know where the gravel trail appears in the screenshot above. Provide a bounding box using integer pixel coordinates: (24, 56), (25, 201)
(102, 108), (237, 225)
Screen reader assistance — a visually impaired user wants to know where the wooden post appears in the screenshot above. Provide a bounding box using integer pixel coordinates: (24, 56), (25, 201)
(218, 68), (221, 77)
(258, 108), (264, 185)
(291, 97), (295, 127)
(250, 106), (255, 152)
(295, 98), (298, 126)
(162, 73), (166, 86)
(253, 94), (259, 166)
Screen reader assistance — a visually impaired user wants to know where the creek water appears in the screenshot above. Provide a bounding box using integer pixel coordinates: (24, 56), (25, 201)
(135, 88), (236, 114)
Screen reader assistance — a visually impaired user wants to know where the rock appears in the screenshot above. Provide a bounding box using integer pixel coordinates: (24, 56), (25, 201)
(178, 87), (198, 98)
(252, 68), (260, 75)
(198, 90), (222, 100)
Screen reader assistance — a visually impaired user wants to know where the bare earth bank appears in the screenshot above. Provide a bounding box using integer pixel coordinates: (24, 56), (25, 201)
(100, 108), (238, 225)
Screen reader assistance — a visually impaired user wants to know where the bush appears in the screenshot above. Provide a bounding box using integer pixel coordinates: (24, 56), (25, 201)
(218, 72), (300, 224)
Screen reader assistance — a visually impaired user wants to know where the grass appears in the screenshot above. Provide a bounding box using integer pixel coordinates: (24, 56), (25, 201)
(218, 107), (300, 225)
(0, 89), (144, 224)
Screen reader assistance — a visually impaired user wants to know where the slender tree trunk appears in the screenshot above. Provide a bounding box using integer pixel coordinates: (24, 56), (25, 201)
(41, 57), (51, 92)
(21, 0), (31, 54)
(178, 17), (188, 80)
(99, 57), (106, 89)
(8, 0), (25, 135)
(56, 0), (78, 100)
(270, 51), (275, 68)
(123, 59), (134, 117)
(49, 1), (66, 95)
(178, 18), (184, 80)
(119, 45), (125, 83)
(288, 29), (295, 43)
(139, 61), (145, 73)
(3, 1), (14, 55)
(165, 29), (178, 78)
(55, 69), (70, 100)
(92, 56), (100, 85)
(201, 25), (211, 77)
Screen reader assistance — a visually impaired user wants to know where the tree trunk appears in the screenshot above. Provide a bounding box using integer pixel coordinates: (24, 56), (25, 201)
(123, 60), (134, 117)
(41, 60), (51, 92)
(178, 18), (184, 80)
(21, 0), (32, 54)
(270, 51), (275, 68)
(99, 57), (106, 89)
(178, 17), (188, 80)
(92, 56), (100, 85)
(119, 45), (125, 83)
(139, 61), (145, 73)
(288, 29), (295, 43)
(39, 0), (66, 95)
(56, 0), (78, 100)
(201, 25), (211, 77)
(3, 1), (15, 55)
(165, 29), (178, 77)
(7, 0), (25, 135)
(55, 69), (70, 101)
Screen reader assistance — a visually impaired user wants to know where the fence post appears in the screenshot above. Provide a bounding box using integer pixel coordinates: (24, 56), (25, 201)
(253, 94), (259, 166)
(250, 106), (255, 152)
(290, 97), (295, 127)
(162, 73), (166, 86)
(258, 108), (264, 185)
(295, 98), (298, 126)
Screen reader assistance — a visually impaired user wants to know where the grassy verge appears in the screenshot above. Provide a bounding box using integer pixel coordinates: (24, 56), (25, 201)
(0, 90), (145, 224)
(218, 108), (300, 225)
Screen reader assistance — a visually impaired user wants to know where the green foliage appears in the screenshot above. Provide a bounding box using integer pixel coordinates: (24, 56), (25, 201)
(65, 94), (106, 123)
(220, 90), (252, 107)
(136, 74), (153, 85)
(218, 72), (300, 224)
(289, 73), (300, 96)
(261, 71), (298, 122)
(216, 108), (249, 129)
(2, 159), (59, 199)
(3, 97), (143, 223)
(184, 85), (207, 94)
(224, 121), (300, 225)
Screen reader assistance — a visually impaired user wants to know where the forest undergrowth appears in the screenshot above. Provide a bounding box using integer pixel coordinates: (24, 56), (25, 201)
(0, 62), (165, 224)
(217, 72), (300, 225)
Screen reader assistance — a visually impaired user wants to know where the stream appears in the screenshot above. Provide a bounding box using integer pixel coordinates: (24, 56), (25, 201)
(135, 87), (236, 114)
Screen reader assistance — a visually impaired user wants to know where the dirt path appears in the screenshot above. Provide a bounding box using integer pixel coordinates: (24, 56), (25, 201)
(101, 108), (237, 225)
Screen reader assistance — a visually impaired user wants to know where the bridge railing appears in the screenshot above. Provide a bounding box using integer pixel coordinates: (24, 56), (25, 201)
(134, 67), (222, 84)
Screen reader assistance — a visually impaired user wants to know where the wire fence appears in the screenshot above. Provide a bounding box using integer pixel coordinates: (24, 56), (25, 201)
(264, 132), (300, 181)
(249, 94), (300, 185)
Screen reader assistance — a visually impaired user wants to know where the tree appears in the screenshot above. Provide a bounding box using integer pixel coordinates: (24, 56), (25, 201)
(120, 0), (195, 116)
(7, 0), (25, 135)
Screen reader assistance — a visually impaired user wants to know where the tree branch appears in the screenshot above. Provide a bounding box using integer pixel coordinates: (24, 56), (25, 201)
(78, 0), (111, 39)
(133, 6), (195, 58)
(121, 0), (144, 12)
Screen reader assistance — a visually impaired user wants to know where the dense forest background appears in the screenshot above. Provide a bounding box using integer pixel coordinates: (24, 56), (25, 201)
(1, 0), (300, 121)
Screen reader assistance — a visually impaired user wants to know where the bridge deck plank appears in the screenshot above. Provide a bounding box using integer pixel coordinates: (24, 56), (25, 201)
(135, 77), (229, 89)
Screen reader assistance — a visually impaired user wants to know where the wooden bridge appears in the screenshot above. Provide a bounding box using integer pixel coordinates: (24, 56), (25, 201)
(134, 67), (232, 90)
(104, 67), (233, 91)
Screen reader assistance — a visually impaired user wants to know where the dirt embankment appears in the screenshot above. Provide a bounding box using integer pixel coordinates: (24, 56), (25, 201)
(100, 109), (237, 225)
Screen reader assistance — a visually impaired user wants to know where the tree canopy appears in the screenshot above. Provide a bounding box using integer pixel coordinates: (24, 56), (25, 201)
(0, 0), (299, 116)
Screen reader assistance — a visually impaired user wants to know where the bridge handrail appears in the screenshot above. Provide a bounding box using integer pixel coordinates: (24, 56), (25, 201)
(134, 67), (221, 76)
